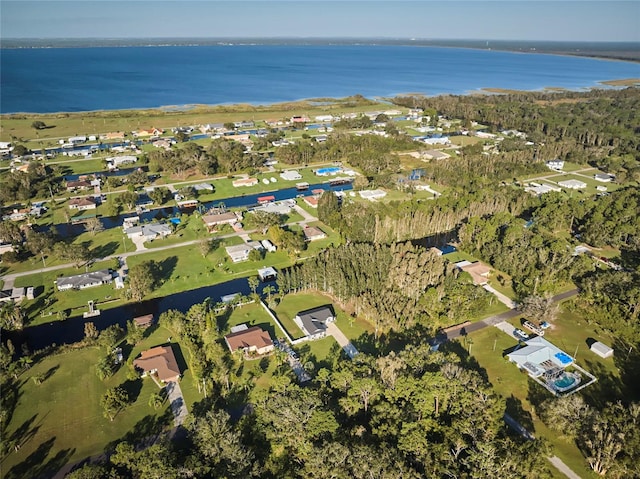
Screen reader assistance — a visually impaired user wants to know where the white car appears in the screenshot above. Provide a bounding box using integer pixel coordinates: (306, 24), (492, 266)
(514, 329), (530, 341)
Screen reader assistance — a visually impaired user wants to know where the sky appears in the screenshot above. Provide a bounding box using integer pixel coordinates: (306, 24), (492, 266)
(1, 1), (639, 42)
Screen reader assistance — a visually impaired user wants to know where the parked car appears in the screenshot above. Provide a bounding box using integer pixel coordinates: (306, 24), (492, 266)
(514, 329), (530, 341)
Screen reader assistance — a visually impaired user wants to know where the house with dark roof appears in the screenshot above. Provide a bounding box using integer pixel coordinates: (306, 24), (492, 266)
(55, 269), (113, 291)
(294, 305), (335, 340)
(133, 345), (181, 383)
(224, 326), (274, 355)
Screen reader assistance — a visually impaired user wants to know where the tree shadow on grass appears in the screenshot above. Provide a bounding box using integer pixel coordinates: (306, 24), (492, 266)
(612, 337), (640, 402)
(8, 414), (40, 451)
(91, 241), (119, 259)
(120, 378), (143, 404)
(505, 394), (535, 434)
(122, 409), (174, 446)
(153, 256), (178, 284)
(42, 365), (59, 382)
(6, 437), (74, 479)
(581, 359), (626, 408)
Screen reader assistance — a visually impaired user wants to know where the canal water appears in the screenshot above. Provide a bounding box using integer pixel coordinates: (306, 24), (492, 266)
(50, 180), (353, 237)
(9, 276), (276, 352)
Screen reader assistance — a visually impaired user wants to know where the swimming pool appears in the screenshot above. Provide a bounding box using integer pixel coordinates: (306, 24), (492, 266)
(316, 166), (342, 176)
(553, 372), (580, 392)
(555, 352), (573, 365)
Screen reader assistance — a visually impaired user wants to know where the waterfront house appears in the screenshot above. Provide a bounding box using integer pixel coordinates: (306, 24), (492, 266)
(133, 345), (181, 383)
(125, 224), (171, 242)
(280, 170), (302, 181)
(232, 177), (259, 187)
(224, 326), (274, 355)
(202, 211), (239, 232)
(55, 269), (113, 291)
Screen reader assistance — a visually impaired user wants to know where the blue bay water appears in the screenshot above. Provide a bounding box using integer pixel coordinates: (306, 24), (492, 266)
(1, 45), (639, 113)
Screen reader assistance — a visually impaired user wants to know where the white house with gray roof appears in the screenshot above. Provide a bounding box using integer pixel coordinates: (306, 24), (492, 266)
(124, 224), (171, 241)
(55, 269), (113, 291)
(294, 305), (336, 340)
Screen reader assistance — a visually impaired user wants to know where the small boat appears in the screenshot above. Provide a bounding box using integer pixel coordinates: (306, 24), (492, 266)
(296, 182), (309, 191)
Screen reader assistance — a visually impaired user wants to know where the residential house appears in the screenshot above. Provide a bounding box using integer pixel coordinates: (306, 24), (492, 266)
(359, 189), (387, 201)
(546, 160), (564, 171)
(152, 139), (172, 149)
(507, 336), (573, 379)
(280, 170), (302, 181)
(133, 345), (181, 383)
(55, 269), (113, 291)
(422, 149), (450, 161)
(0, 244), (15, 255)
(69, 197), (97, 210)
(193, 183), (214, 192)
(302, 225), (327, 242)
(422, 137), (451, 145)
(0, 287), (25, 303)
(303, 196), (319, 208)
(224, 326), (274, 355)
(202, 211), (239, 232)
(66, 180), (91, 192)
(225, 244), (252, 262)
(133, 314), (154, 329)
(232, 177), (259, 187)
(106, 155), (137, 169)
(260, 239), (277, 253)
(133, 128), (164, 138)
(124, 224), (171, 242)
(594, 173), (614, 183)
(558, 179), (587, 190)
(456, 261), (491, 285)
(103, 132), (126, 140)
(294, 305), (335, 340)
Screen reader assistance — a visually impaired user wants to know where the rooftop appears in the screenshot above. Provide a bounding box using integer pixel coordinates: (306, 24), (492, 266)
(225, 326), (273, 352)
(133, 345), (181, 382)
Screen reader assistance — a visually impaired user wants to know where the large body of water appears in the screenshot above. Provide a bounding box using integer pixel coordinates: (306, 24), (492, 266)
(2, 45), (639, 113)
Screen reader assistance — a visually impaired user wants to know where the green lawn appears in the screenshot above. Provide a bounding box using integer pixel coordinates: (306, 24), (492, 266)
(2, 327), (179, 478)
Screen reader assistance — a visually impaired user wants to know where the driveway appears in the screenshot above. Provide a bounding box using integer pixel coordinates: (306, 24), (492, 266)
(326, 322), (359, 359)
(165, 381), (188, 426)
(483, 284), (517, 309)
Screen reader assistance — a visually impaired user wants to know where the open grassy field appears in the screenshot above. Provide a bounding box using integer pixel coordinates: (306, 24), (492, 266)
(0, 97), (391, 146)
(1, 326), (180, 478)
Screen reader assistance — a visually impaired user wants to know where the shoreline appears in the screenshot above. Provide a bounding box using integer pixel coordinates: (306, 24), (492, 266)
(1, 79), (638, 118)
(2, 38), (639, 63)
